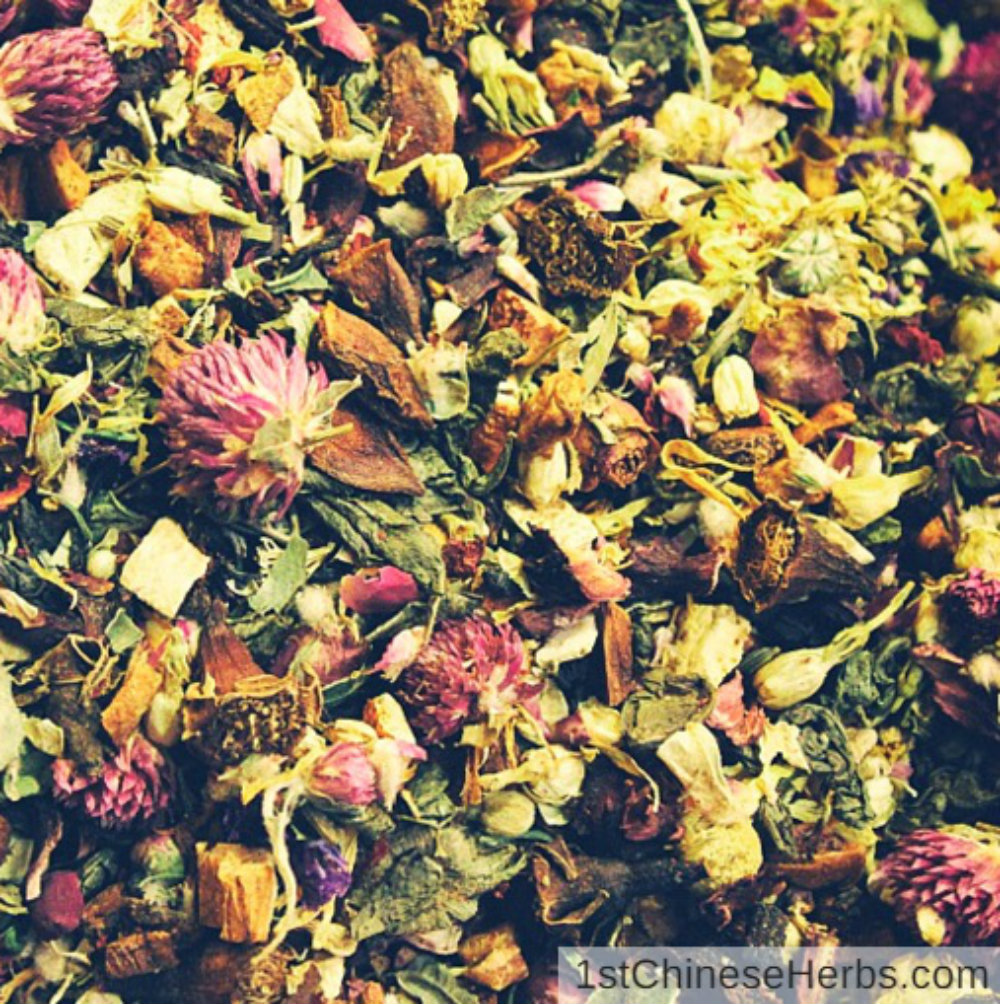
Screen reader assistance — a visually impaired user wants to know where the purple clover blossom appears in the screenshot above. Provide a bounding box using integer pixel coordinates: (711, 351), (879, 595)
(291, 840), (353, 909)
(0, 29), (117, 146)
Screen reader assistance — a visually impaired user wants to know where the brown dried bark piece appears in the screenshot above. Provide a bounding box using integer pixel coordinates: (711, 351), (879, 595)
(380, 42), (455, 169)
(601, 601), (636, 706)
(30, 139), (90, 214)
(197, 843), (277, 944)
(489, 287), (570, 368)
(83, 882), (128, 941)
(0, 149), (27, 220)
(104, 929), (180, 979)
(199, 602), (265, 695)
(520, 191), (638, 299)
(772, 843), (867, 889)
(310, 404), (424, 496)
(149, 331), (198, 388)
(134, 221), (206, 297)
(328, 239), (423, 348)
(317, 302), (432, 428)
(185, 105), (237, 164)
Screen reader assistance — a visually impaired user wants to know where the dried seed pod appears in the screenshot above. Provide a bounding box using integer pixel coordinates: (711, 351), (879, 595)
(733, 500), (874, 611)
(520, 191), (638, 299)
(704, 426), (784, 470)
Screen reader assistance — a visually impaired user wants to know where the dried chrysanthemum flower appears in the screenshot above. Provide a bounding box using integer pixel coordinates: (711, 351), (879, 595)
(0, 249), (45, 354)
(52, 735), (172, 831)
(0, 28), (117, 146)
(398, 616), (542, 743)
(871, 826), (1000, 945)
(291, 839), (353, 909)
(159, 333), (355, 516)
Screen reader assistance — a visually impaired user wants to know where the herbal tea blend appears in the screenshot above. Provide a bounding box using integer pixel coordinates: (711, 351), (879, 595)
(0, 0), (999, 1001)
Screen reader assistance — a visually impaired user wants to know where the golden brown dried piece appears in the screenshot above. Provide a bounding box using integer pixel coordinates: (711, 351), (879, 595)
(489, 287), (570, 368)
(784, 125), (840, 200)
(101, 640), (165, 747)
(30, 139), (90, 214)
(733, 499), (874, 611)
(104, 929), (180, 979)
(704, 427), (784, 470)
(311, 405), (425, 495)
(380, 42), (455, 169)
(0, 149), (27, 220)
(469, 386), (521, 474)
(467, 131), (540, 181)
(185, 106), (237, 165)
(134, 221), (206, 297)
(536, 49), (609, 127)
(517, 370), (586, 454)
(520, 192), (637, 299)
(459, 924), (530, 990)
(772, 842), (867, 889)
(199, 604), (265, 696)
(235, 56), (296, 133)
(197, 843), (278, 945)
(328, 239), (423, 348)
(83, 882), (127, 941)
(601, 601), (635, 706)
(233, 947), (295, 1004)
(317, 302), (433, 428)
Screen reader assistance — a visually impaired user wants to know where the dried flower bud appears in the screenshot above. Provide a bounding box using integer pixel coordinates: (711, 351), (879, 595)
(290, 839), (352, 908)
(0, 249), (45, 354)
(306, 741), (379, 806)
(711, 356), (759, 423)
(952, 297), (1000, 361)
(481, 790), (537, 837)
(0, 29), (117, 146)
(340, 566), (419, 615)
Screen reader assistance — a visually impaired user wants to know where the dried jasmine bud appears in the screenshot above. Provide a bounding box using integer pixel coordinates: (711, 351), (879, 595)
(733, 500), (875, 611)
(520, 191), (638, 299)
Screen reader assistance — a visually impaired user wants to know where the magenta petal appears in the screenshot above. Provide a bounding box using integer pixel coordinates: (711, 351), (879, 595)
(315, 0), (374, 62)
(341, 566), (419, 614)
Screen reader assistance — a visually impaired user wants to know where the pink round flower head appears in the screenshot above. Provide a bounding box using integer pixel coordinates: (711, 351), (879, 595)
(52, 735), (172, 831)
(398, 616), (542, 744)
(0, 28), (117, 146)
(159, 333), (340, 516)
(871, 826), (1000, 945)
(307, 741), (379, 806)
(0, 249), (45, 354)
(46, 0), (91, 23)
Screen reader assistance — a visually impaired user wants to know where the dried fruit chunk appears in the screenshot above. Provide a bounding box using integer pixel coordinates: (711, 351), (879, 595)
(121, 518), (210, 619)
(197, 842), (277, 944)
